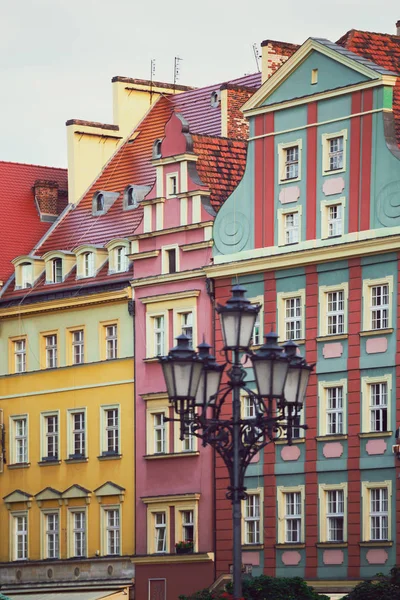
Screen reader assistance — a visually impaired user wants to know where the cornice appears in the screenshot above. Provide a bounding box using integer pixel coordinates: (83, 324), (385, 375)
(131, 269), (205, 288)
(130, 221), (213, 241)
(140, 289), (200, 304)
(141, 493), (201, 504)
(132, 552), (214, 565)
(128, 250), (160, 261)
(181, 241), (213, 252)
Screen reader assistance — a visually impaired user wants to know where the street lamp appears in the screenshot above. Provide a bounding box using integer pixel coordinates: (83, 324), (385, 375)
(159, 285), (314, 600)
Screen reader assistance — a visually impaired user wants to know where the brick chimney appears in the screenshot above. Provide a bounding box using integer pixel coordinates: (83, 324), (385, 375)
(34, 180), (68, 221)
(397, 20), (400, 36)
(261, 39), (300, 83)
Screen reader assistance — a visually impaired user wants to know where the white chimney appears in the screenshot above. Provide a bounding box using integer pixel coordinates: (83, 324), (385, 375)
(397, 20), (400, 36)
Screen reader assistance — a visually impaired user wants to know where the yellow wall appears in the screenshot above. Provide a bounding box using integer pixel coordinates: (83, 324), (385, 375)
(0, 359), (135, 561)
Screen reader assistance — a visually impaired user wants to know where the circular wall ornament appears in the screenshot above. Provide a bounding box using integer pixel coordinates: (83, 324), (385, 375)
(214, 210), (250, 254)
(376, 180), (400, 226)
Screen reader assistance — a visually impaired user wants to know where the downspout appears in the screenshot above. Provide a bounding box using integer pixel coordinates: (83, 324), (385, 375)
(127, 297), (135, 577)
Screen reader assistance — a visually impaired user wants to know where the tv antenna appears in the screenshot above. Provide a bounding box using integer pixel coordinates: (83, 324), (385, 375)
(150, 59), (156, 103)
(174, 56), (182, 91)
(252, 43), (261, 73)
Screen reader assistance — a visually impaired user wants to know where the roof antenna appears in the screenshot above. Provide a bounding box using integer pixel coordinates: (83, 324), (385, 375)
(252, 43), (261, 73)
(174, 56), (182, 92)
(150, 59), (156, 104)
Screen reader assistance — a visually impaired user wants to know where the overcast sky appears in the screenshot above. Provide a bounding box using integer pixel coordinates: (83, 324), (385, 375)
(0, 0), (398, 168)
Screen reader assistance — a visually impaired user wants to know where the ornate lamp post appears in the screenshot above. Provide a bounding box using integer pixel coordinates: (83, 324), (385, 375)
(159, 285), (314, 600)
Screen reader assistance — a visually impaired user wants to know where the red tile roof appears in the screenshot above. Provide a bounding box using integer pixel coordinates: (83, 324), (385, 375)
(0, 161), (67, 283)
(337, 29), (400, 145)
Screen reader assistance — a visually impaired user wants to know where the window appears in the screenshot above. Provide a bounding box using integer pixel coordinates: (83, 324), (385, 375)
(327, 290), (344, 335)
(284, 146), (299, 180)
(14, 339), (26, 373)
(52, 258), (63, 283)
(278, 140), (302, 183)
(284, 492), (302, 543)
(327, 387), (343, 435)
(96, 193), (105, 212)
(181, 410), (195, 452)
(71, 510), (86, 557)
(369, 382), (388, 432)
(101, 406), (119, 455)
(250, 297), (263, 346)
(311, 68), (318, 84)
(284, 212), (299, 244)
(362, 277), (393, 332)
(105, 508), (120, 555)
(153, 316), (165, 357)
(12, 513), (28, 560)
(154, 413), (166, 454)
(83, 252), (94, 277)
(244, 494), (261, 544)
(154, 512), (167, 553)
(181, 509), (194, 543)
(180, 312), (193, 340)
(167, 249), (176, 273)
(10, 416), (28, 464)
(126, 186), (137, 208)
(327, 204), (343, 237)
(105, 324), (118, 359)
(322, 130), (347, 174)
(167, 174), (178, 198)
(319, 483), (347, 543)
(362, 481), (392, 542)
(362, 375), (391, 433)
(162, 246), (179, 274)
(42, 413), (59, 461)
(44, 512), (59, 559)
(115, 246), (128, 273)
(68, 410), (86, 459)
(45, 334), (57, 368)
(285, 297), (302, 340)
(20, 262), (32, 288)
(72, 329), (84, 364)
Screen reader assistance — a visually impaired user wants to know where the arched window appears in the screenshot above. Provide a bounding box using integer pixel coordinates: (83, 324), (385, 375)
(96, 193), (105, 212)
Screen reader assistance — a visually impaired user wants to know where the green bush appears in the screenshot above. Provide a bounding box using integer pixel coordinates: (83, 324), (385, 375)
(179, 574), (330, 600)
(340, 567), (400, 600)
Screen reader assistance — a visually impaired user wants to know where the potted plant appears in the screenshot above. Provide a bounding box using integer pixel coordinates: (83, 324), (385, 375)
(175, 540), (194, 554)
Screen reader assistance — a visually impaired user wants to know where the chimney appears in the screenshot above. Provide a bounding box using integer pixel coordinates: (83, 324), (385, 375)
(261, 40), (300, 83)
(397, 20), (400, 36)
(34, 180), (67, 221)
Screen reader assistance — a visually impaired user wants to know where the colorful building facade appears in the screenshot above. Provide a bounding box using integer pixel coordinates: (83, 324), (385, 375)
(209, 30), (400, 596)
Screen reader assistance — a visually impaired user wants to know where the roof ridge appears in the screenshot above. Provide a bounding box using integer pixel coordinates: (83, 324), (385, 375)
(339, 27), (400, 40)
(0, 160), (67, 171)
(192, 132), (248, 143)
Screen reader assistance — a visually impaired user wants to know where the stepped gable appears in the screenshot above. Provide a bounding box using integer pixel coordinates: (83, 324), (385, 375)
(0, 161), (67, 283)
(337, 28), (400, 145)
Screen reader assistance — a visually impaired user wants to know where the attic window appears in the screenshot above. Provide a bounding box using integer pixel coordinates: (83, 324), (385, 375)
(311, 69), (318, 85)
(52, 258), (63, 283)
(153, 139), (162, 159)
(20, 262), (32, 288)
(125, 186), (138, 209)
(96, 193), (105, 212)
(210, 91), (220, 108)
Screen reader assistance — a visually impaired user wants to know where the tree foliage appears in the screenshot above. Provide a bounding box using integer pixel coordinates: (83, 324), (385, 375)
(340, 567), (400, 600)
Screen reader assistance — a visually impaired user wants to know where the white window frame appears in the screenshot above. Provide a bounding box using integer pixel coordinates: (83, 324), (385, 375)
(146, 312), (167, 358)
(83, 252), (95, 278)
(362, 277), (393, 332)
(154, 510), (167, 553)
(41, 510), (60, 559)
(100, 404), (120, 456)
(361, 481), (392, 542)
(11, 511), (28, 561)
(72, 329), (85, 364)
(101, 505), (121, 556)
(321, 129), (347, 175)
(40, 411), (59, 461)
(249, 295), (263, 346)
(277, 486), (305, 544)
(161, 245), (179, 274)
(278, 139), (303, 183)
(277, 206), (302, 246)
(319, 483), (348, 543)
(166, 172), (179, 198)
(115, 246), (128, 273)
(153, 412), (167, 454)
(319, 283), (348, 337)
(146, 402), (169, 456)
(318, 379), (347, 436)
(20, 262), (33, 289)
(173, 308), (197, 348)
(174, 408), (197, 453)
(361, 374), (392, 433)
(10, 414), (28, 464)
(68, 507), (87, 558)
(13, 339), (27, 374)
(320, 197), (346, 240)
(52, 258), (63, 283)
(242, 488), (263, 545)
(67, 408), (87, 459)
(45, 334), (58, 369)
(277, 289), (305, 343)
(105, 324), (118, 360)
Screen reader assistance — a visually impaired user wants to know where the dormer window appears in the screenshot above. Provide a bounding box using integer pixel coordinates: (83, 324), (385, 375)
(126, 187), (137, 208)
(52, 258), (63, 283)
(96, 193), (105, 212)
(21, 263), (32, 288)
(153, 139), (162, 159)
(83, 252), (95, 277)
(115, 246), (128, 273)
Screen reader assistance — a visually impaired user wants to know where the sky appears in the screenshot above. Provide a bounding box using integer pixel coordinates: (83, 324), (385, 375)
(0, 0), (399, 168)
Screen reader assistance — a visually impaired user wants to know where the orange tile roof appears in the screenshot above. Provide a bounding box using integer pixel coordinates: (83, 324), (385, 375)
(337, 29), (400, 145)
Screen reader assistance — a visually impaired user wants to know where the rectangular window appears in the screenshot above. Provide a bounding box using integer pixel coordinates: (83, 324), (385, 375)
(69, 411), (85, 458)
(328, 204), (343, 237)
(244, 494), (260, 544)
(154, 413), (166, 454)
(153, 316), (165, 357)
(284, 297), (302, 340)
(285, 146), (299, 180)
(370, 382), (388, 432)
(155, 512), (167, 553)
(104, 407), (119, 455)
(167, 175), (178, 197)
(83, 252), (94, 277)
(115, 247), (128, 272)
(327, 290), (344, 335)
(371, 284), (389, 330)
(252, 312), (261, 346)
(14, 339), (26, 373)
(370, 488), (388, 541)
(45, 334), (57, 369)
(52, 258), (63, 283)
(327, 387), (343, 435)
(13, 514), (28, 560)
(73, 511), (86, 557)
(45, 513), (59, 559)
(180, 312), (193, 340)
(105, 509), (120, 555)
(72, 330), (84, 364)
(167, 249), (177, 274)
(284, 212), (299, 245)
(181, 509), (194, 543)
(284, 492), (301, 543)
(328, 136), (344, 171)
(44, 414), (59, 460)
(327, 490), (344, 542)
(106, 325), (118, 360)
(20, 263), (32, 288)
(12, 417), (28, 464)
(181, 410), (195, 452)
